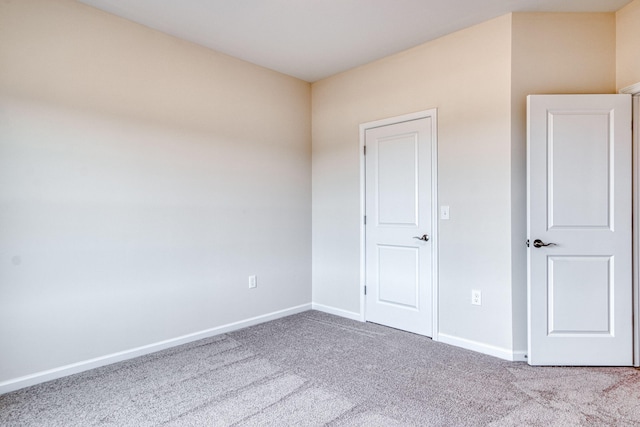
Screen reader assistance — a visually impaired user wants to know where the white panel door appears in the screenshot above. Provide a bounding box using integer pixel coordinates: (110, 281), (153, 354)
(527, 94), (632, 365)
(365, 117), (433, 336)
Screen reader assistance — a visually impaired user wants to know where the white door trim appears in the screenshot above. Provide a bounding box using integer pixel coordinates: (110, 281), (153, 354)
(621, 82), (640, 367)
(359, 109), (439, 340)
(620, 82), (640, 96)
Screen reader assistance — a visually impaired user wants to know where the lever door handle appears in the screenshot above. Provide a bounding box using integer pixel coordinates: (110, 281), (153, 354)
(533, 239), (556, 248)
(413, 234), (429, 242)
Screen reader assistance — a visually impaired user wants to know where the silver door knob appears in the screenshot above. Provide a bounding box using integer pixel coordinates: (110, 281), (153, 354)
(533, 239), (556, 248)
(413, 234), (429, 242)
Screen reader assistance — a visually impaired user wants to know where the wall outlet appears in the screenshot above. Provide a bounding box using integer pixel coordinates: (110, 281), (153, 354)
(248, 275), (257, 289)
(471, 290), (481, 305)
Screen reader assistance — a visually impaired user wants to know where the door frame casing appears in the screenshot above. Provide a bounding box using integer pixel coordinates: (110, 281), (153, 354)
(620, 82), (640, 367)
(359, 109), (439, 340)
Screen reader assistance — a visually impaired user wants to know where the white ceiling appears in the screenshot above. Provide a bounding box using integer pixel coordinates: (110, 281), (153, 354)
(78, 0), (632, 82)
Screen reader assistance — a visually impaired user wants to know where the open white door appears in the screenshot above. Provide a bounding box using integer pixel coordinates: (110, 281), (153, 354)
(527, 94), (632, 366)
(364, 114), (435, 337)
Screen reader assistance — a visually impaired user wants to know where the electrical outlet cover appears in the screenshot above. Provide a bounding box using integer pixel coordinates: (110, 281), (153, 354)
(471, 290), (481, 305)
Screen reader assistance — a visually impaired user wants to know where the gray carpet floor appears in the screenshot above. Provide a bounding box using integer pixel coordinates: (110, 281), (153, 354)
(1, 310), (640, 426)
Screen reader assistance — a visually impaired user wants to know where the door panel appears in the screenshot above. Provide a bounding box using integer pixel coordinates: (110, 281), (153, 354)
(527, 94), (632, 366)
(377, 134), (418, 225)
(548, 256), (611, 334)
(549, 111), (611, 228)
(365, 117), (433, 336)
(377, 245), (419, 308)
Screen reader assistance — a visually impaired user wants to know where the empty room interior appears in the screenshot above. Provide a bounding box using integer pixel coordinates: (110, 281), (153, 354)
(2, 0), (640, 425)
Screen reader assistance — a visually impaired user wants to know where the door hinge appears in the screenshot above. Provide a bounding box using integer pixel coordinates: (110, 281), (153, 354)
(363, 145), (367, 155)
(364, 286), (367, 295)
(364, 215), (367, 225)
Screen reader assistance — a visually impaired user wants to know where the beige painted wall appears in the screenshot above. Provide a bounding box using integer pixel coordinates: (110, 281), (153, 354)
(0, 0), (627, 387)
(617, 0), (640, 90)
(312, 12), (618, 356)
(0, 0), (311, 384)
(312, 15), (515, 352)
(510, 12), (616, 353)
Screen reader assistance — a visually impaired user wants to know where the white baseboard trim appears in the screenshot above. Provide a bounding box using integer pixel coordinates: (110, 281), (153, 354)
(438, 333), (524, 362)
(312, 303), (362, 321)
(512, 350), (528, 362)
(0, 303), (312, 395)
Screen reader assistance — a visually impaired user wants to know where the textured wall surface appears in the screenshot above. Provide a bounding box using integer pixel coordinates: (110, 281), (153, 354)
(0, 0), (311, 383)
(312, 15), (514, 350)
(617, 0), (640, 89)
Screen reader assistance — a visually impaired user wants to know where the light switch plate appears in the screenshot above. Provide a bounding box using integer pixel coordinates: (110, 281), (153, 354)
(440, 205), (450, 220)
